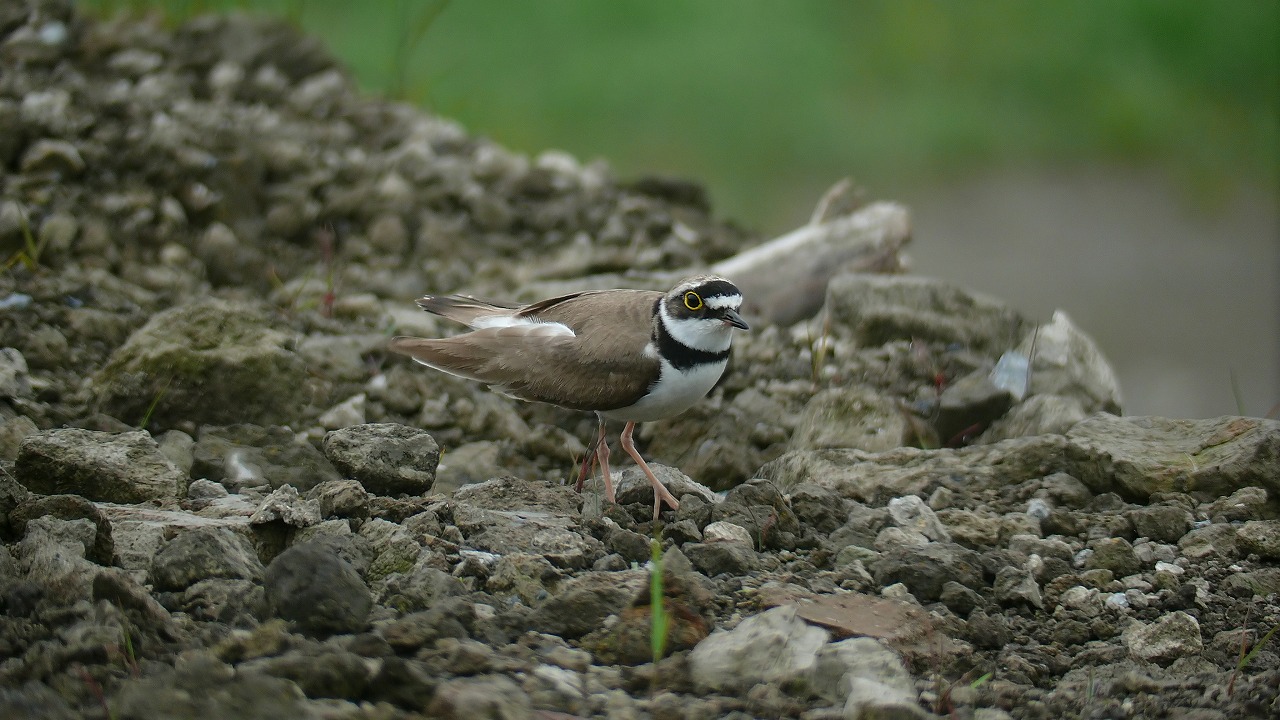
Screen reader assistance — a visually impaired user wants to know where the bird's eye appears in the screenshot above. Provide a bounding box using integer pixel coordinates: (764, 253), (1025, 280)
(683, 292), (703, 311)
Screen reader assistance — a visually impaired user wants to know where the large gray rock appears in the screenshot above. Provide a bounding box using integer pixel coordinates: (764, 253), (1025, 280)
(93, 299), (314, 429)
(823, 274), (1026, 355)
(689, 605), (829, 695)
(792, 386), (907, 452)
(758, 435), (1070, 503)
(1066, 414), (1280, 500)
(264, 541), (371, 636)
(322, 422), (439, 496)
(16, 428), (186, 503)
(150, 527), (264, 592)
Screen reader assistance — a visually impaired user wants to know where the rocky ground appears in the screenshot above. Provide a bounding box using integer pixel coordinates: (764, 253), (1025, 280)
(2, 4), (1278, 719)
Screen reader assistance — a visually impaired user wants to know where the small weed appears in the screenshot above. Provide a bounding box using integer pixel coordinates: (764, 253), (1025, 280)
(970, 671), (992, 689)
(3, 208), (48, 272)
(1229, 600), (1279, 696)
(649, 538), (668, 665)
(138, 376), (172, 430)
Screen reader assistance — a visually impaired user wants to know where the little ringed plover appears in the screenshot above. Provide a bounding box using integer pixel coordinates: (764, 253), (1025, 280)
(389, 275), (749, 520)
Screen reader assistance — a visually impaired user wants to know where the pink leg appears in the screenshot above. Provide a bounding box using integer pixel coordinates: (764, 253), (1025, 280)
(597, 426), (614, 503)
(619, 421), (680, 521)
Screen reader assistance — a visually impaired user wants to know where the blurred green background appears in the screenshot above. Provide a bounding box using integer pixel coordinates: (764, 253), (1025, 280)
(82, 0), (1279, 418)
(86, 0), (1276, 231)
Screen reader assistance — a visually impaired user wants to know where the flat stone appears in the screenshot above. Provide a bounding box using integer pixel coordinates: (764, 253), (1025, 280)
(17, 428), (185, 503)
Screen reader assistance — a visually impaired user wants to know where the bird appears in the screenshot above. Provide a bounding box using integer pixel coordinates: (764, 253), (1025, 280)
(388, 275), (749, 520)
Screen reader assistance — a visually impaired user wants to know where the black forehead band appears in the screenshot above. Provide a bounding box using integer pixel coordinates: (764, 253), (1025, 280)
(689, 279), (740, 299)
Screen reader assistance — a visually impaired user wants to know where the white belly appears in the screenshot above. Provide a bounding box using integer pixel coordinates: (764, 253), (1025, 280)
(600, 357), (727, 423)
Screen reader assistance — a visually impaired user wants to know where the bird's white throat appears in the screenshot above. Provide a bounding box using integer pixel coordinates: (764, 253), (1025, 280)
(658, 302), (736, 353)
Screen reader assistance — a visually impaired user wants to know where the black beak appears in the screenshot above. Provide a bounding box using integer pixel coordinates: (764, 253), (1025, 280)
(721, 308), (750, 330)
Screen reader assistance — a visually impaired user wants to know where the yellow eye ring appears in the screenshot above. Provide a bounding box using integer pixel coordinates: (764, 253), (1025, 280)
(683, 292), (703, 311)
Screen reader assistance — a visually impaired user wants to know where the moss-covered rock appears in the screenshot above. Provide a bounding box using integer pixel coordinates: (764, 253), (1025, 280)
(93, 299), (312, 430)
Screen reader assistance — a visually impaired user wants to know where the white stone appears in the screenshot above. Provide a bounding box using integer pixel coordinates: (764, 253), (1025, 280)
(689, 606), (829, 694)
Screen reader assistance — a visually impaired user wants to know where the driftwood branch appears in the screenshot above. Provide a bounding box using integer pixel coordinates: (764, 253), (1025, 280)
(712, 199), (912, 326)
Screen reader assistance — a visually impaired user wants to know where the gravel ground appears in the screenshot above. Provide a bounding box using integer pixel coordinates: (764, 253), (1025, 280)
(1, 5), (1277, 720)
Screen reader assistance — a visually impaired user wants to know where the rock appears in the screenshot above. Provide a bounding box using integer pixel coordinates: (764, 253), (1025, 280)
(1122, 612), (1203, 666)
(381, 596), (475, 651)
(935, 368), (1014, 444)
(306, 479), (370, 519)
(192, 424), (340, 493)
(322, 422), (439, 496)
(150, 527), (264, 592)
(317, 393), (366, 430)
(358, 517), (420, 581)
(8, 493), (115, 565)
(16, 428), (185, 503)
(684, 540), (759, 575)
(887, 495), (951, 542)
(377, 558), (466, 614)
(1066, 414), (1280, 500)
(16, 516), (100, 599)
(1203, 486), (1272, 523)
(1021, 311), (1123, 413)
(993, 565), (1044, 609)
(93, 299), (314, 430)
(181, 578), (268, 623)
(791, 386), (906, 451)
(870, 542), (985, 602)
(703, 521), (754, 545)
(940, 581), (984, 616)
(689, 605), (829, 695)
(0, 681), (78, 720)
(788, 482), (851, 534)
(529, 570), (647, 639)
(758, 434), (1070, 502)
(428, 675), (532, 720)
(239, 647), (371, 700)
(263, 541), (372, 636)
(0, 347), (32, 399)
(982, 393), (1088, 442)
(1085, 537), (1142, 578)
(1125, 504), (1194, 544)
(822, 274), (1025, 355)
(485, 552), (558, 605)
(0, 414), (38, 461)
(110, 652), (317, 720)
(1236, 520), (1280, 560)
(711, 201), (911, 325)
(249, 484), (321, 527)
(608, 463), (719, 512)
(452, 478), (604, 569)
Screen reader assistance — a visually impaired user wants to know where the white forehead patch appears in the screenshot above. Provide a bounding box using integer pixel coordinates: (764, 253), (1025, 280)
(703, 294), (742, 310)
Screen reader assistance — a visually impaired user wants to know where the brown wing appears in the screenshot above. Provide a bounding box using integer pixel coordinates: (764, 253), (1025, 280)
(390, 289), (663, 412)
